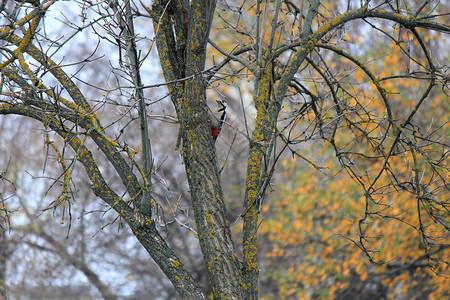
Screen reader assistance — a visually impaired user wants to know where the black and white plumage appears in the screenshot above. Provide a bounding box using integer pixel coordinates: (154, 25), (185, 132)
(209, 100), (227, 142)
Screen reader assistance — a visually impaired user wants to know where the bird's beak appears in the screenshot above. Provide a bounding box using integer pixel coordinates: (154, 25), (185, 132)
(216, 100), (226, 108)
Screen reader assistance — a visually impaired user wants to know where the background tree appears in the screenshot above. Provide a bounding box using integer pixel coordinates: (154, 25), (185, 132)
(1, 0), (448, 299)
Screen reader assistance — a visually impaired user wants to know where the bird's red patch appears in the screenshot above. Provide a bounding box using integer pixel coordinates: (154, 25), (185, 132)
(211, 127), (219, 140)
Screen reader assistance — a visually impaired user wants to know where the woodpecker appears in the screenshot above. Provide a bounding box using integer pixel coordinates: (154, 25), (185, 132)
(209, 99), (227, 142)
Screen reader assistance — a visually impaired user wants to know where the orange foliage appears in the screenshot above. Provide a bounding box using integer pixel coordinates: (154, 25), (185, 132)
(259, 155), (449, 299)
(208, 1), (449, 297)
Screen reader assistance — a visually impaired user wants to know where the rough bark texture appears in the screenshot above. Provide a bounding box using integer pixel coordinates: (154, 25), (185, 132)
(150, 0), (244, 298)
